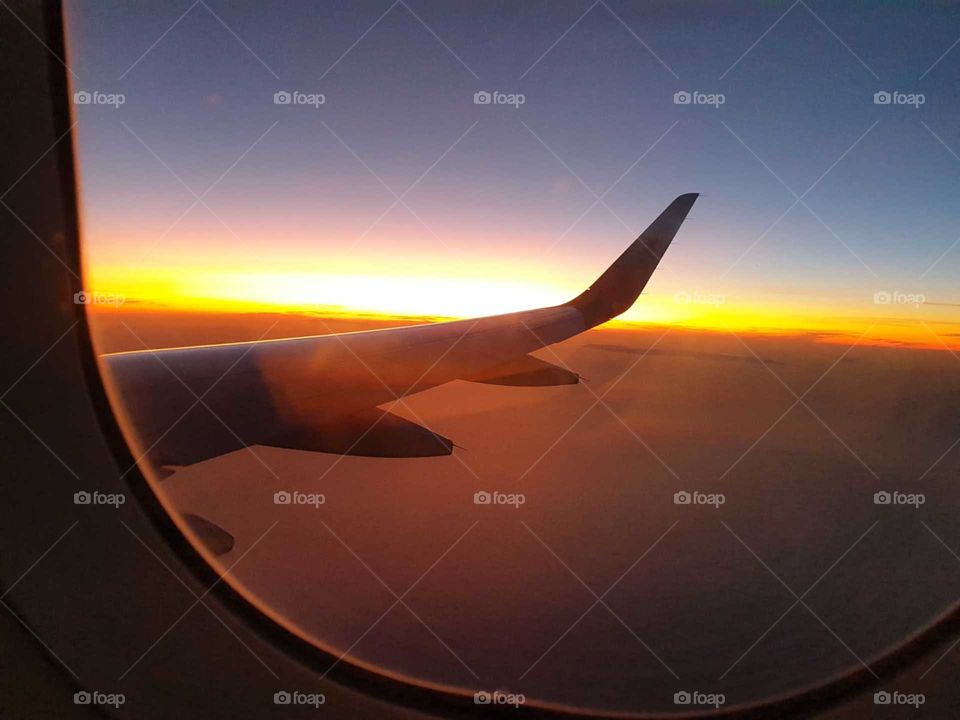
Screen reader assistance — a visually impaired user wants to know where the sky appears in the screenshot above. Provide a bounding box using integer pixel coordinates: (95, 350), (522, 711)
(67, 0), (960, 347)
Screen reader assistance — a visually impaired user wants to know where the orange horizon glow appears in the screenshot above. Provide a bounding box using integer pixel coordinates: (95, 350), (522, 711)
(84, 262), (960, 352)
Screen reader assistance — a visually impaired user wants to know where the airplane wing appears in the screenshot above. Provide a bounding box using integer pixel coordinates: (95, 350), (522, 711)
(101, 194), (698, 472)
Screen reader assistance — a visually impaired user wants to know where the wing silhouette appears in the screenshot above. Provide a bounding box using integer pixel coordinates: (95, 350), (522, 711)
(102, 194), (698, 470)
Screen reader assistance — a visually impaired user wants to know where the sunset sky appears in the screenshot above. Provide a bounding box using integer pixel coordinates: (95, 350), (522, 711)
(67, 1), (960, 348)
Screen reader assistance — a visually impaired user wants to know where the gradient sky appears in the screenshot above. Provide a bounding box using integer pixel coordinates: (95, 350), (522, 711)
(67, 1), (960, 346)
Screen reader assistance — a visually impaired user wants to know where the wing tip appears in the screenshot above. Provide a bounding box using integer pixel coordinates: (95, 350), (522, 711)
(565, 193), (698, 328)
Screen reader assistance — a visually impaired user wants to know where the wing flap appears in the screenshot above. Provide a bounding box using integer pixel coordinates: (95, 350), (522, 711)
(469, 354), (579, 386)
(263, 408), (453, 458)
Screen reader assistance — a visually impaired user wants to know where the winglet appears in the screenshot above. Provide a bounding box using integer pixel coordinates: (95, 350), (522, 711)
(565, 193), (698, 328)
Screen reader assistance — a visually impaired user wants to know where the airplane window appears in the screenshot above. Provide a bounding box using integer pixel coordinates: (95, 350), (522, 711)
(69, 1), (960, 715)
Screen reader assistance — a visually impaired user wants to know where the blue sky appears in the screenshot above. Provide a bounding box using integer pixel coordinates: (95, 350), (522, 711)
(67, 1), (960, 331)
